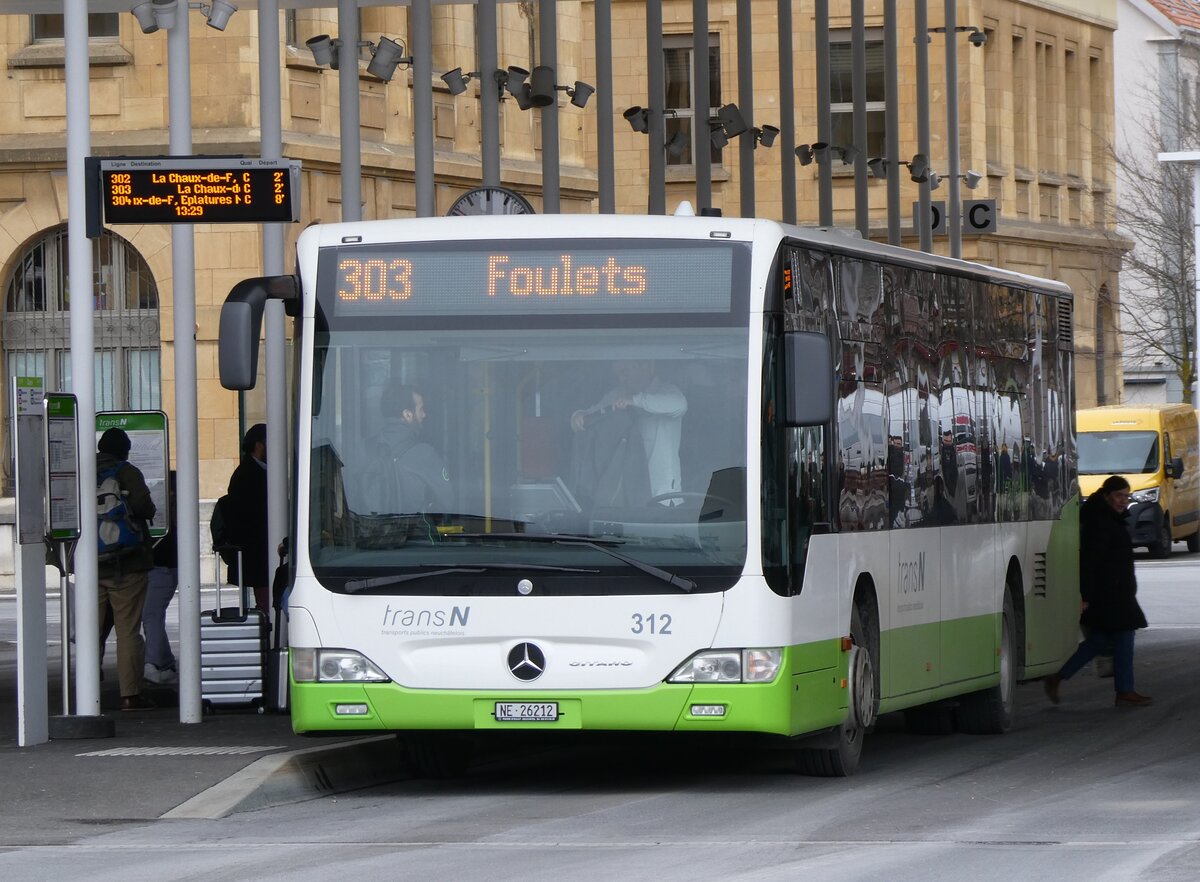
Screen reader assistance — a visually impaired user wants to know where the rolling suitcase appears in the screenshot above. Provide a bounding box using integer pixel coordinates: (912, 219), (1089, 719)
(201, 547), (267, 713)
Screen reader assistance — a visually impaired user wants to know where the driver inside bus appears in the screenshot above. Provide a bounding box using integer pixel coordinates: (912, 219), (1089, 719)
(570, 359), (688, 502)
(367, 381), (453, 514)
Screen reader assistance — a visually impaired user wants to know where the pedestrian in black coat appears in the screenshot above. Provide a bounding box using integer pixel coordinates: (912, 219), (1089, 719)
(226, 423), (270, 613)
(1043, 475), (1152, 707)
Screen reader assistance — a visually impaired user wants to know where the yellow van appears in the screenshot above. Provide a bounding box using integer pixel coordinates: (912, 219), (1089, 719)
(1076, 404), (1200, 557)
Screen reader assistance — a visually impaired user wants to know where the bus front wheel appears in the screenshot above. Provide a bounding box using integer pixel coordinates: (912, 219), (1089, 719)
(796, 602), (876, 777)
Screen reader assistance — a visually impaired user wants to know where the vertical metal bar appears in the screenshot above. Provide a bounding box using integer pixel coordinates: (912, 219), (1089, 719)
(884, 0), (901, 244)
(539, 0), (560, 212)
(1193, 165), (1200, 402)
(259, 0), (287, 648)
(596, 0), (615, 213)
(736, 0), (755, 217)
(338, 0), (362, 222)
(64, 0), (99, 719)
(815, 0), (833, 227)
(647, 4), (665, 214)
(945, 0), (962, 259)
(852, 0), (869, 238)
(479, 0), (500, 187)
(412, 0), (435, 217)
(693, 1), (711, 213)
(169, 6), (202, 725)
(59, 574), (71, 715)
(916, 0), (933, 252)
(778, 0), (796, 224)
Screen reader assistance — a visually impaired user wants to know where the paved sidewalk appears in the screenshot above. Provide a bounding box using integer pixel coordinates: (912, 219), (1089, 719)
(0, 592), (404, 840)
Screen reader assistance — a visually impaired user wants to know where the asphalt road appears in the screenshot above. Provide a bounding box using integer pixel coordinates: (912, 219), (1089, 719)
(1, 551), (1197, 881)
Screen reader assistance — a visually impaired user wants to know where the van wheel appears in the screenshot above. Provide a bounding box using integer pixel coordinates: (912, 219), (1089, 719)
(1186, 529), (1199, 554)
(1153, 517), (1172, 559)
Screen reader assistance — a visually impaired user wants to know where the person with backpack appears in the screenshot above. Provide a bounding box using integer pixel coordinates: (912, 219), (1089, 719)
(95, 427), (156, 711)
(225, 423), (270, 614)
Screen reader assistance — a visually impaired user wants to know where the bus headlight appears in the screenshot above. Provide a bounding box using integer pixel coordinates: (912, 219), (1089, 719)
(291, 648), (390, 683)
(1131, 487), (1159, 505)
(667, 649), (782, 684)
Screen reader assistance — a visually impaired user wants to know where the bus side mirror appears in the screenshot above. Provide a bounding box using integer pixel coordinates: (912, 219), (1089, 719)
(1165, 456), (1184, 479)
(218, 275), (299, 390)
(785, 331), (833, 426)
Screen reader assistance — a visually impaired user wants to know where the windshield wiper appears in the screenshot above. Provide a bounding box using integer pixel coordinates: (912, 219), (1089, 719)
(343, 562), (600, 594)
(454, 533), (696, 593)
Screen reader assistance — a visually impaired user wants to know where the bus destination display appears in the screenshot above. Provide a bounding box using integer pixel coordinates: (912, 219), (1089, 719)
(98, 157), (300, 225)
(327, 243), (739, 316)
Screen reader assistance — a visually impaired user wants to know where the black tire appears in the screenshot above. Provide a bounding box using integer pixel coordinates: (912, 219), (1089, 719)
(1152, 516), (1173, 559)
(796, 601), (876, 777)
(955, 589), (1016, 734)
(1187, 529), (1200, 554)
(404, 734), (472, 779)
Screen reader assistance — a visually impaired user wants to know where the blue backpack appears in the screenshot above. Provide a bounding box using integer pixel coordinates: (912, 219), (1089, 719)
(96, 463), (144, 561)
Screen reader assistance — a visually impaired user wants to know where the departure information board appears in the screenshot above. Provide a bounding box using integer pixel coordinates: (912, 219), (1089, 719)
(93, 157), (301, 228)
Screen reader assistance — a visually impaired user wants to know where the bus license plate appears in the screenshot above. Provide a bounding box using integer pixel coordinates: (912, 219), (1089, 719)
(494, 702), (558, 722)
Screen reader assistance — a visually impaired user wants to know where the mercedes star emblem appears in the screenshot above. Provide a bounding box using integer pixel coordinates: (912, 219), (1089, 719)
(507, 642), (546, 681)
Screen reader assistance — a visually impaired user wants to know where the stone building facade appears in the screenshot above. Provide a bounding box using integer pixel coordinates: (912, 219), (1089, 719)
(0, 0), (1122, 503)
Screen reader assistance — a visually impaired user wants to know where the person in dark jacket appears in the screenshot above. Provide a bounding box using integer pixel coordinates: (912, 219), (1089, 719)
(96, 428), (157, 711)
(226, 423), (270, 613)
(1043, 475), (1152, 707)
(142, 470), (177, 685)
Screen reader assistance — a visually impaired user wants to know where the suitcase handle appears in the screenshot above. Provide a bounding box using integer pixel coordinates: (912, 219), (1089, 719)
(213, 544), (245, 620)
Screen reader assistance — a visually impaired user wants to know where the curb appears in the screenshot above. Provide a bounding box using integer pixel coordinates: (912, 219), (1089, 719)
(161, 735), (409, 819)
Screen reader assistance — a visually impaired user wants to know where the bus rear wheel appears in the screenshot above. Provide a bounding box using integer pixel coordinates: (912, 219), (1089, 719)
(955, 590), (1016, 734)
(796, 602), (876, 777)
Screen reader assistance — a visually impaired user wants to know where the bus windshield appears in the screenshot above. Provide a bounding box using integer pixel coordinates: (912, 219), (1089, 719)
(306, 238), (750, 596)
(1076, 430), (1159, 475)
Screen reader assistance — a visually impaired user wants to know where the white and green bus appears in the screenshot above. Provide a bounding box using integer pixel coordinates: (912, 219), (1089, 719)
(219, 213), (1080, 776)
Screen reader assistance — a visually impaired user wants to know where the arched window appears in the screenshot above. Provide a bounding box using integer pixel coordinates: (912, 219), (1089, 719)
(3, 225), (160, 489)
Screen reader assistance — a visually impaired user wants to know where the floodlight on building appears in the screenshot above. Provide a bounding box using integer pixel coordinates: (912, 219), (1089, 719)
(908, 153), (930, 183)
(131, 2), (159, 33)
(624, 106), (650, 133)
(962, 169), (983, 189)
(306, 34), (336, 67)
(198, 0), (237, 31)
(366, 37), (412, 82)
(528, 65), (556, 107)
(717, 103), (748, 138)
(753, 125), (779, 149)
(563, 81), (595, 109)
(441, 68), (475, 96)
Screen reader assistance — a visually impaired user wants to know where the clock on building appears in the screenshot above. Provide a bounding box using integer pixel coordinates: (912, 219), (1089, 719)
(447, 186), (535, 216)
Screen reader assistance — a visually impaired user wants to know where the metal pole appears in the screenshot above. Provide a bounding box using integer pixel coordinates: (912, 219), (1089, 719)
(736, 0), (754, 217)
(338, 0), (362, 222)
(778, 0), (796, 224)
(884, 0), (901, 245)
(65, 0), (99, 717)
(479, 0), (500, 187)
(596, 0), (615, 213)
(852, 0), (869, 238)
(539, 0), (560, 212)
(647, 4), (665, 214)
(59, 571), (71, 715)
(412, 0), (435, 217)
(693, 0), (711, 214)
(916, 0), (933, 252)
(815, 0), (833, 227)
(169, 4), (202, 725)
(945, 0), (962, 259)
(259, 1), (287, 648)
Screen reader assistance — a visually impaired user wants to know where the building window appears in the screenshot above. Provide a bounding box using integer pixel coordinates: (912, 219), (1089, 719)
(3, 226), (161, 490)
(31, 14), (119, 41)
(663, 36), (722, 168)
(829, 29), (886, 160)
